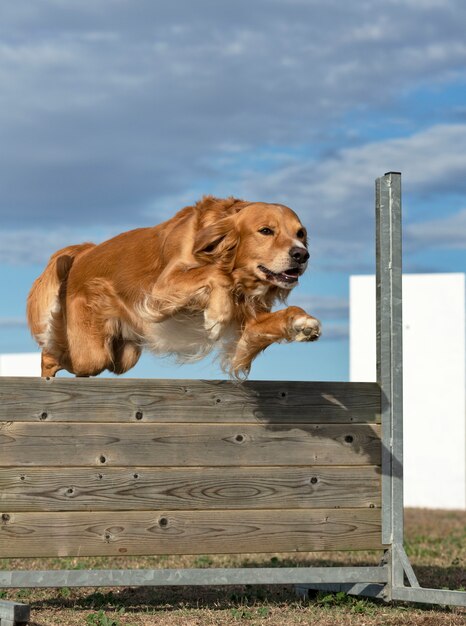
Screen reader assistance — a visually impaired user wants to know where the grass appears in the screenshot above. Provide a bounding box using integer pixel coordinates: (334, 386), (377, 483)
(0, 508), (464, 625)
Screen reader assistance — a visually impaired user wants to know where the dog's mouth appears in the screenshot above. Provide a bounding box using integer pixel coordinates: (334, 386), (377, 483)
(258, 265), (301, 286)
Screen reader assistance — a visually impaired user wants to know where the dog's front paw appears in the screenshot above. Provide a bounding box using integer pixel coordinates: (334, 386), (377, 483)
(290, 315), (321, 342)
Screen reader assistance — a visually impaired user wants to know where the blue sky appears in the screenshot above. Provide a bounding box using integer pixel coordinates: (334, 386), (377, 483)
(1, 0), (465, 381)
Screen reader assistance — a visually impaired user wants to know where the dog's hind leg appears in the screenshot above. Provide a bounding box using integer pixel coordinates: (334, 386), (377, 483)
(65, 277), (143, 377)
(109, 338), (142, 375)
(66, 296), (113, 377)
(41, 351), (62, 377)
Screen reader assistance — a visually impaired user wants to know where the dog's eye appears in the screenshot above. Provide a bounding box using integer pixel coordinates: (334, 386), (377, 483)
(258, 227), (274, 235)
(297, 229), (305, 239)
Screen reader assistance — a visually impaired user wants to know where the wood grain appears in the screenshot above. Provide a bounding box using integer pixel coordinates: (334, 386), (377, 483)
(0, 509), (383, 557)
(0, 466), (381, 511)
(0, 378), (383, 559)
(0, 423), (381, 467)
(0, 378), (381, 423)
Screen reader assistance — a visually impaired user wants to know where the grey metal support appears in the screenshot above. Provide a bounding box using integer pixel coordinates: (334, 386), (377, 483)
(392, 587), (466, 606)
(0, 566), (388, 589)
(376, 172), (404, 592)
(375, 172), (466, 608)
(393, 544), (419, 588)
(0, 600), (30, 626)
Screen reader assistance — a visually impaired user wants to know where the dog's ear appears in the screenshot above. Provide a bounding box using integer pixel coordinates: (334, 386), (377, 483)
(193, 216), (238, 264)
(195, 196), (250, 216)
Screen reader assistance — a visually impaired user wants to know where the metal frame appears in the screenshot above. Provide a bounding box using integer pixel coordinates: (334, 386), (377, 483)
(375, 172), (465, 606)
(298, 172), (466, 607)
(1, 174), (465, 624)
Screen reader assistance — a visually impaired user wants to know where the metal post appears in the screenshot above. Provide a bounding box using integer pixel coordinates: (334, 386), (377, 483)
(0, 599), (30, 625)
(376, 172), (404, 590)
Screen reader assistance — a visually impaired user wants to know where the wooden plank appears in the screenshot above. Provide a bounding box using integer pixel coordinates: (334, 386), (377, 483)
(0, 466), (381, 511)
(0, 509), (383, 557)
(0, 377), (381, 423)
(0, 423), (381, 467)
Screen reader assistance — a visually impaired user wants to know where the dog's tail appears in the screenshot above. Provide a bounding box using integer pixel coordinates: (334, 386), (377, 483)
(27, 243), (95, 350)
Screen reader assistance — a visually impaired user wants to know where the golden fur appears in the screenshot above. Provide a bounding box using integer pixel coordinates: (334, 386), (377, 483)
(27, 196), (321, 378)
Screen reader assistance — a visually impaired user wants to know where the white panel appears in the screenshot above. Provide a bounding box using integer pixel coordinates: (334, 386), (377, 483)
(349, 275), (377, 383)
(0, 353), (41, 376)
(350, 273), (466, 510)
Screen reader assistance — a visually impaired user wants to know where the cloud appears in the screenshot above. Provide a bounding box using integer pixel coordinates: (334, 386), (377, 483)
(3, 122), (466, 267)
(405, 208), (466, 250)
(290, 294), (349, 321)
(0, 225), (122, 266)
(236, 123), (466, 269)
(320, 324), (349, 341)
(242, 123), (466, 207)
(0, 317), (27, 328)
(1, 0), (466, 231)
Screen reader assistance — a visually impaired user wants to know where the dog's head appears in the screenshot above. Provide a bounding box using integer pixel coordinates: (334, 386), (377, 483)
(193, 202), (309, 292)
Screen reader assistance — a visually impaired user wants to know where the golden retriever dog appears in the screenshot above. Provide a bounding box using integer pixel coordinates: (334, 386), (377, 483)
(27, 196), (321, 379)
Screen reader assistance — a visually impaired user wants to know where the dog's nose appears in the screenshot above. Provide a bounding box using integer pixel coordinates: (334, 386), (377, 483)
(289, 246), (310, 264)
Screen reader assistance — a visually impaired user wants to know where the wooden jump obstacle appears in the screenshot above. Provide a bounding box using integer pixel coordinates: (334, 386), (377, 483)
(0, 173), (465, 625)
